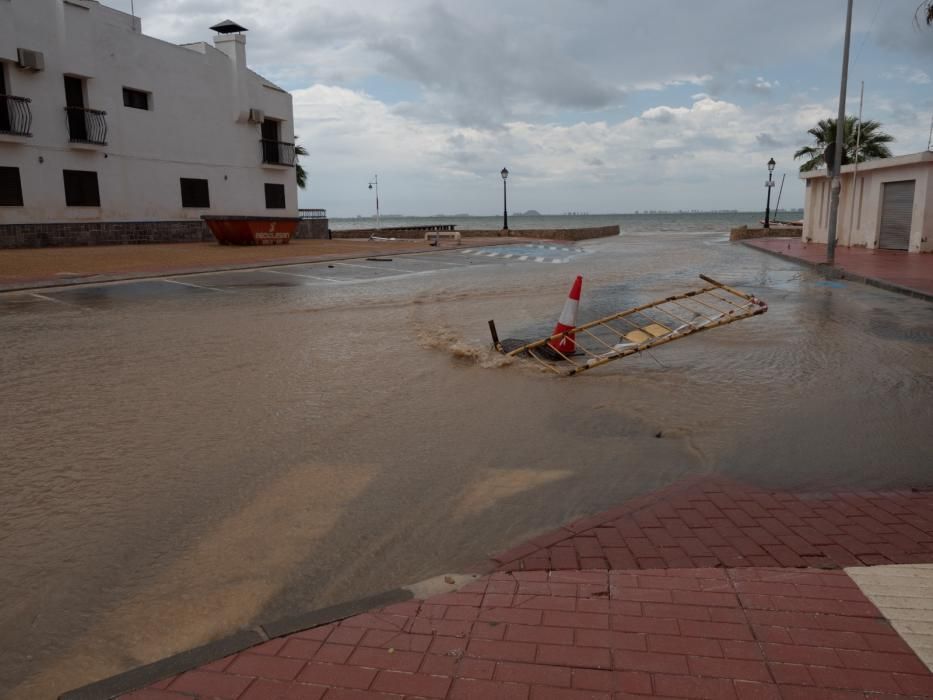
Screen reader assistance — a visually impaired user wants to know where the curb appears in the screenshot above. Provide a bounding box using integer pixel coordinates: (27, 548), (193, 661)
(740, 240), (933, 303)
(58, 588), (413, 700)
(0, 238), (543, 295)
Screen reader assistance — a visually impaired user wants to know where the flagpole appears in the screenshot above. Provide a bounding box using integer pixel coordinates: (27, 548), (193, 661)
(847, 81), (864, 247)
(826, 0), (854, 265)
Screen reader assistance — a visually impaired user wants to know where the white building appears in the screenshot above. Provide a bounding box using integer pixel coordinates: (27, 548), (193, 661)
(0, 0), (299, 246)
(802, 151), (933, 253)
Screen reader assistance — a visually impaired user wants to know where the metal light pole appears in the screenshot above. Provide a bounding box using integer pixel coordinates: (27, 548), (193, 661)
(500, 167), (509, 231)
(764, 157), (776, 228)
(826, 0), (854, 265)
(367, 174), (380, 239)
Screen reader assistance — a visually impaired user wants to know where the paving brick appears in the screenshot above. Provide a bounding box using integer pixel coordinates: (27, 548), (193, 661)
(494, 661), (572, 687)
(314, 644), (355, 664)
(227, 653), (306, 681)
(766, 662), (813, 686)
(612, 614), (679, 635)
(680, 619), (755, 641)
(419, 653), (459, 677)
(835, 648), (929, 674)
(448, 677), (530, 699)
(506, 624), (574, 645)
(542, 611), (609, 630)
(574, 629), (646, 651)
(297, 663), (378, 689)
(238, 679), (327, 700)
(321, 689), (404, 700)
(347, 646), (423, 673)
(467, 638), (537, 663)
(808, 665), (903, 692)
(687, 656), (772, 682)
(537, 643), (612, 669)
(647, 633), (722, 657)
(456, 657), (497, 679)
(529, 687), (611, 699)
(168, 670), (255, 698)
(370, 670), (451, 698)
(733, 681), (781, 700)
(653, 673), (739, 699)
(612, 649), (689, 674)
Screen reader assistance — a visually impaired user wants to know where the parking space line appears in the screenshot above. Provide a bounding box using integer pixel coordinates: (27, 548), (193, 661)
(395, 257), (471, 268)
(535, 256), (545, 263)
(162, 278), (230, 292)
(519, 255), (529, 261)
(29, 292), (85, 308)
(265, 269), (344, 283)
(332, 261), (421, 273)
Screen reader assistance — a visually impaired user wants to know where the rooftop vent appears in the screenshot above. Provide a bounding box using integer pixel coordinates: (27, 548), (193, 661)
(210, 20), (248, 34)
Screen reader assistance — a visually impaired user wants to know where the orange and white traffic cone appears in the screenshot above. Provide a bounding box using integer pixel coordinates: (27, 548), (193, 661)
(548, 275), (582, 355)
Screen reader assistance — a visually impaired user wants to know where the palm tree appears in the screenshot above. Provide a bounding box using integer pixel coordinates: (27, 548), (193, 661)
(793, 116), (894, 172)
(295, 144), (308, 189)
(916, 2), (933, 26)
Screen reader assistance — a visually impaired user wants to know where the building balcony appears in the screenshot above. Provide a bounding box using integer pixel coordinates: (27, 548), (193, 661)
(299, 208), (327, 219)
(260, 139), (296, 166)
(65, 106), (107, 145)
(0, 95), (33, 137)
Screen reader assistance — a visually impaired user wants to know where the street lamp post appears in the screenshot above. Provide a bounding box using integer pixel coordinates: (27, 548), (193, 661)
(764, 158), (776, 229)
(500, 167), (509, 231)
(367, 174), (380, 240)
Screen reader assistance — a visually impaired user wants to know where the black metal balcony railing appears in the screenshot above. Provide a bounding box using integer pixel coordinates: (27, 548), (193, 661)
(260, 139), (296, 166)
(65, 106), (107, 145)
(299, 208), (327, 219)
(0, 95), (32, 137)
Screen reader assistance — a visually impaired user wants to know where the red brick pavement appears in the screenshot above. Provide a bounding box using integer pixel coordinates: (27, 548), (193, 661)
(119, 478), (933, 699)
(491, 477), (933, 572)
(125, 567), (933, 699)
(744, 239), (933, 297)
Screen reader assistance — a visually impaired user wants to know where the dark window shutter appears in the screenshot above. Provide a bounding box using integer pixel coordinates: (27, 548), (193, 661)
(63, 170), (100, 206)
(265, 183), (286, 209)
(0, 167), (24, 206)
(180, 178), (210, 208)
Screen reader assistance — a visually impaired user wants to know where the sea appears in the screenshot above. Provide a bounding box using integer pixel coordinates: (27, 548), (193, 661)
(329, 210), (803, 233)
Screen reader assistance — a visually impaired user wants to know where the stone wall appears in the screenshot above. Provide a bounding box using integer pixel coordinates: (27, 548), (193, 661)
(294, 218), (330, 240)
(0, 218), (330, 248)
(730, 225), (802, 242)
(331, 225), (619, 242)
(0, 221), (213, 248)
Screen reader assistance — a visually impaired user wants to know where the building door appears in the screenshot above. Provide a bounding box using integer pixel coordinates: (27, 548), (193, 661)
(261, 119), (280, 163)
(64, 75), (87, 141)
(878, 181), (915, 251)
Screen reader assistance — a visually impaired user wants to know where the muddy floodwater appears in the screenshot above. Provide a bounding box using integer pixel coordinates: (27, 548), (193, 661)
(1, 232), (932, 698)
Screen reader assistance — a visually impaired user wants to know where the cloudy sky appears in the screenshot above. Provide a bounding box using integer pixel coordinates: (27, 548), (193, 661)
(108, 0), (931, 216)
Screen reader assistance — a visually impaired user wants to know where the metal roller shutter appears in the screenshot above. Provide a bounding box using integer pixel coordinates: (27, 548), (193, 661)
(878, 180), (915, 251)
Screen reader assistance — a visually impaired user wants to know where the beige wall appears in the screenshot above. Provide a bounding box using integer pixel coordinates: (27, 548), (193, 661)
(801, 152), (932, 253)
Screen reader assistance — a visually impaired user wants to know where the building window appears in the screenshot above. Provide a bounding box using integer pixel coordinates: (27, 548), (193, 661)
(0, 167), (24, 206)
(265, 183), (286, 209)
(63, 169), (100, 206)
(180, 178), (210, 208)
(122, 87), (150, 110)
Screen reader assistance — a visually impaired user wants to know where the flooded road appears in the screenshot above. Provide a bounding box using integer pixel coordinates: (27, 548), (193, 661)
(1, 233), (932, 698)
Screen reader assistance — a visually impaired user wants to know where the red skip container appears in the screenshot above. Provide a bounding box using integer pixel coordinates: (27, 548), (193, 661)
(202, 215), (300, 245)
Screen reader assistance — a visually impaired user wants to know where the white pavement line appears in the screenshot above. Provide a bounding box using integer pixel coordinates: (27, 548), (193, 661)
(332, 261), (421, 273)
(503, 254), (514, 259)
(162, 278), (229, 292)
(535, 256), (545, 263)
(265, 269), (345, 283)
(398, 257), (470, 268)
(847, 564), (933, 671)
(484, 251), (500, 257)
(29, 292), (82, 307)
(518, 255), (529, 261)
(551, 259), (563, 264)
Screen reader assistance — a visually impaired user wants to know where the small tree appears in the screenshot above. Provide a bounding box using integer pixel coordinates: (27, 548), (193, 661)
(793, 116), (894, 172)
